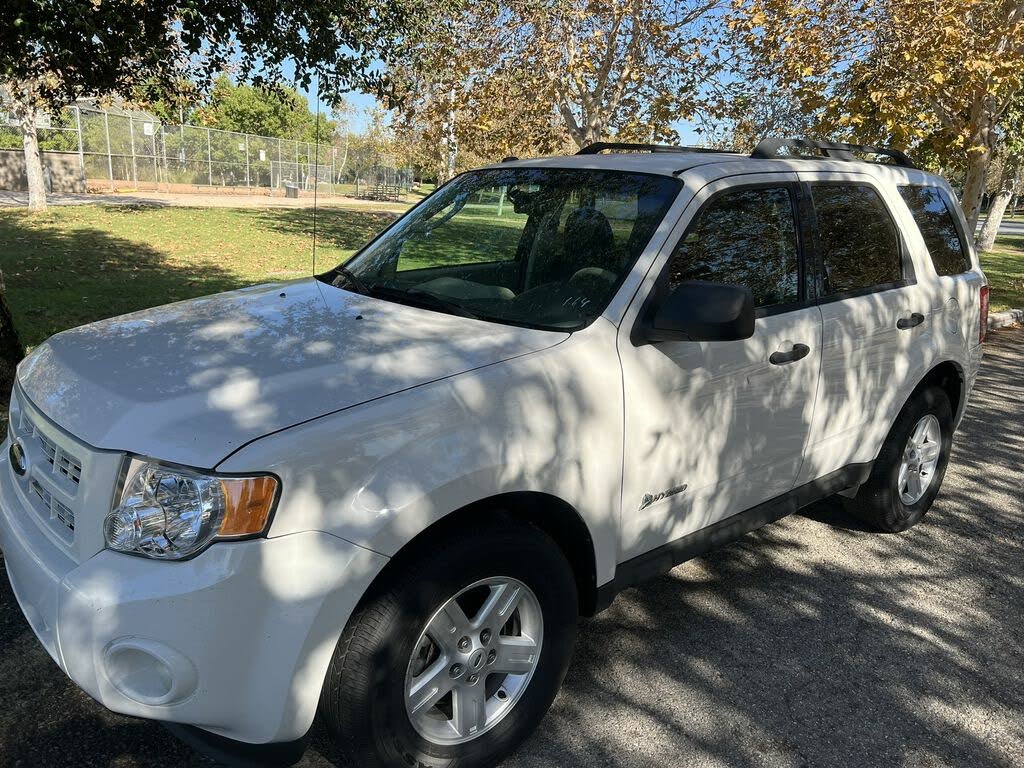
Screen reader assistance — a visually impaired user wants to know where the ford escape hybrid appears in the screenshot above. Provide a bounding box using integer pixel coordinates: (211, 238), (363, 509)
(1, 139), (987, 767)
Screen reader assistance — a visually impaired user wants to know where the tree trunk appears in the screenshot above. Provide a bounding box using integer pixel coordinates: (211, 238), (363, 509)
(15, 94), (47, 212)
(960, 146), (990, 237)
(337, 134), (349, 178)
(577, 124), (601, 148)
(0, 271), (25, 400)
(977, 187), (1013, 252)
(976, 160), (1021, 252)
(438, 90), (458, 185)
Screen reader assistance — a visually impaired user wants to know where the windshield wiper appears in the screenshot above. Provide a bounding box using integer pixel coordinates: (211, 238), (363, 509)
(371, 285), (480, 320)
(333, 266), (371, 295)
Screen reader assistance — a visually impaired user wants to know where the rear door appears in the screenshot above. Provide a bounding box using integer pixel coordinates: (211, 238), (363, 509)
(617, 174), (823, 560)
(795, 172), (931, 483)
(895, 182), (984, 348)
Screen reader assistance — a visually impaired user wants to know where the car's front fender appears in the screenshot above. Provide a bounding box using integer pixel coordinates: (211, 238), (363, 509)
(216, 320), (624, 588)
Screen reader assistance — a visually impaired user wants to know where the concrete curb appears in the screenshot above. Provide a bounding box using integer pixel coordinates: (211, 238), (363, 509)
(988, 308), (1024, 330)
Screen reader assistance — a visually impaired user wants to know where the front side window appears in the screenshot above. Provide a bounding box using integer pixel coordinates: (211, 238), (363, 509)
(323, 168), (681, 331)
(812, 184), (903, 296)
(666, 186), (801, 308)
(898, 185), (970, 275)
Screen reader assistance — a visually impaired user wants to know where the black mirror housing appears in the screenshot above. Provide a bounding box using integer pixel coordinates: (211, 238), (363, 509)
(643, 281), (755, 343)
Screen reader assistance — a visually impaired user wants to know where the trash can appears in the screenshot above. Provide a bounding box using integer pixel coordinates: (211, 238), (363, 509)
(284, 182), (299, 199)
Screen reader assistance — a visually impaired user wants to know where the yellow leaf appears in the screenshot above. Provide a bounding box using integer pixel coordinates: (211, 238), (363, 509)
(930, 72), (945, 84)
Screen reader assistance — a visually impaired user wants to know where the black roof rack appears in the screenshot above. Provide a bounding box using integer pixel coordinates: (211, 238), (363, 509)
(751, 138), (916, 169)
(576, 141), (727, 156)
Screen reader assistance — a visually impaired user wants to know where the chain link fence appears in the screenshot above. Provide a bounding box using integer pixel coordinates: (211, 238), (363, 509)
(0, 103), (413, 199)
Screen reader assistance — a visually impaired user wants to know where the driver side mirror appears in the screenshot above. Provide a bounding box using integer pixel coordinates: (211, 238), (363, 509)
(642, 281), (755, 343)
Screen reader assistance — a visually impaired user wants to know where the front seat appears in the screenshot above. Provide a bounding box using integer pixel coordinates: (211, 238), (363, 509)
(561, 205), (614, 286)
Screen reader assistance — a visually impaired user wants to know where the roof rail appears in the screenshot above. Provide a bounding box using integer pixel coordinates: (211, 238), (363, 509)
(576, 141), (726, 156)
(751, 138), (916, 169)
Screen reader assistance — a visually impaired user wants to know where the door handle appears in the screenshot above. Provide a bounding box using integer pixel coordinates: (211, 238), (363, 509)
(897, 312), (925, 330)
(769, 343), (811, 366)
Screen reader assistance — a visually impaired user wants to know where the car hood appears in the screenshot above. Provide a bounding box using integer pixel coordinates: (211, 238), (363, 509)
(17, 278), (567, 467)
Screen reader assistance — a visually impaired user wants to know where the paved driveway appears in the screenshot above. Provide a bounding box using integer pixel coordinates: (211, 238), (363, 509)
(1, 327), (1022, 767)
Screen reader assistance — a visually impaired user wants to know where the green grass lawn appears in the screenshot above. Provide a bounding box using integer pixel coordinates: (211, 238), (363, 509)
(0, 204), (400, 349)
(983, 234), (1024, 313)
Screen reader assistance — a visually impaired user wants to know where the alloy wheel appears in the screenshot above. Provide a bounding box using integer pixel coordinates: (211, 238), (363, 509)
(897, 413), (942, 505)
(404, 577), (543, 745)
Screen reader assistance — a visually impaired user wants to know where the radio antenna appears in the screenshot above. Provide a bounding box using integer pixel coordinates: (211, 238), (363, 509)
(312, 73), (321, 275)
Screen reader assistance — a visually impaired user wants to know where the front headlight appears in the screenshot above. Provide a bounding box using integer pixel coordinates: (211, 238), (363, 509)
(103, 458), (279, 560)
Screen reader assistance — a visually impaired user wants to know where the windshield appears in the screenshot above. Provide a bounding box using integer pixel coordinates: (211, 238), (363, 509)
(318, 167), (682, 331)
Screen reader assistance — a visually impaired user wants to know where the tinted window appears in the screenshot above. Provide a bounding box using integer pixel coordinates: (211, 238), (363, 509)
(898, 185), (969, 275)
(812, 185), (902, 295)
(667, 186), (800, 308)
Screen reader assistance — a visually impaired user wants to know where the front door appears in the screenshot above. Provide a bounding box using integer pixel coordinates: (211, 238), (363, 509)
(617, 175), (822, 560)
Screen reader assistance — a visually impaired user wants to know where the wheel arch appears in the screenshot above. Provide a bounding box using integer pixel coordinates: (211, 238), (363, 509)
(362, 491), (602, 617)
(912, 359), (965, 423)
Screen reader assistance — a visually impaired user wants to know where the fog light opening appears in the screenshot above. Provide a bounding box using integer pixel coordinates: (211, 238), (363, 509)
(102, 639), (197, 707)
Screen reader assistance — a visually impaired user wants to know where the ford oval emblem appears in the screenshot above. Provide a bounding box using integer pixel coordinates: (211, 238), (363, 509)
(9, 439), (28, 477)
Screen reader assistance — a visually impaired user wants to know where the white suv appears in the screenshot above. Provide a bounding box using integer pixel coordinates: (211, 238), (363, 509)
(1, 139), (988, 767)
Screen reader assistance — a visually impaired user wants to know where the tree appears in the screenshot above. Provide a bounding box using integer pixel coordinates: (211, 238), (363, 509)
(494, 0), (732, 149)
(977, 99), (1024, 250)
(194, 76), (336, 143)
(395, 0), (735, 178)
(1, 82), (47, 211)
(388, 2), (510, 183)
(977, 157), (1023, 250)
(731, 0), (1024, 234)
(714, 85), (813, 151)
(348, 106), (400, 180)
(0, 0), (427, 210)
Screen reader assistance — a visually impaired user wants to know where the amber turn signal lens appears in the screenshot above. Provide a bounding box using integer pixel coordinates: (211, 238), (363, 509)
(218, 476), (278, 537)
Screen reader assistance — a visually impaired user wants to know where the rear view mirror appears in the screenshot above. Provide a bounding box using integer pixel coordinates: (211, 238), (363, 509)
(642, 281), (755, 343)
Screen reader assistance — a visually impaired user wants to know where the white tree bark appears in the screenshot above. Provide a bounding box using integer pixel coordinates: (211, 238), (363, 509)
(439, 90), (458, 184)
(958, 93), (1000, 236)
(961, 145), (991, 237)
(21, 111), (46, 211)
(977, 160), (1021, 252)
(8, 83), (48, 211)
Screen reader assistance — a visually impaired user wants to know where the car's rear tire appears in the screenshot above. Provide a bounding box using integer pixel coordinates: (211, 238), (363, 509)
(319, 517), (578, 768)
(847, 385), (954, 532)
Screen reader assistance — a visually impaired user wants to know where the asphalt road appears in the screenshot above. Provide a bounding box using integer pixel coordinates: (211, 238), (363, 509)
(1, 326), (1022, 768)
(994, 221), (1024, 236)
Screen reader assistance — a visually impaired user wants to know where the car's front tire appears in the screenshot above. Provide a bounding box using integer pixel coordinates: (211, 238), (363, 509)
(319, 517), (578, 767)
(848, 384), (954, 532)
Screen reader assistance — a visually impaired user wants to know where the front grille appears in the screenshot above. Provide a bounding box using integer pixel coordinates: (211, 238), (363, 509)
(10, 387), (87, 544)
(30, 479), (75, 533)
(8, 386), (127, 563)
(35, 429), (83, 484)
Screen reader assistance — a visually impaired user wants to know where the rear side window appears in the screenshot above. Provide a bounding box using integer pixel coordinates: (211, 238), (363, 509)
(667, 186), (800, 308)
(898, 185), (970, 275)
(812, 184), (903, 296)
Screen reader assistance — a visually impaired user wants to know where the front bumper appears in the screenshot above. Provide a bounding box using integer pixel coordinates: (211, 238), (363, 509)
(0, 445), (389, 745)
